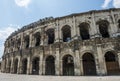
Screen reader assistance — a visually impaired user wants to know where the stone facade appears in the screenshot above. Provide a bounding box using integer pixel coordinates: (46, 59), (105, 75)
(1, 8), (120, 76)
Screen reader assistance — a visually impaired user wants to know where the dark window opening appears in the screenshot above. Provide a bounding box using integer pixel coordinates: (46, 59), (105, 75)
(17, 39), (21, 50)
(14, 59), (18, 74)
(105, 51), (120, 75)
(79, 23), (90, 40)
(62, 25), (71, 42)
(82, 53), (96, 75)
(62, 55), (74, 76)
(34, 32), (41, 46)
(118, 20), (120, 29)
(25, 36), (30, 48)
(32, 57), (39, 75)
(98, 20), (110, 38)
(22, 59), (27, 74)
(46, 29), (55, 44)
(45, 56), (55, 75)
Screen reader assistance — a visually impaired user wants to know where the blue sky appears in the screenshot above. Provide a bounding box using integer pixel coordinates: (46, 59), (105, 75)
(0, 0), (120, 59)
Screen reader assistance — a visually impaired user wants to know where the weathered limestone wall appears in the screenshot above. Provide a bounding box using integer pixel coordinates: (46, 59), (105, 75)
(1, 8), (120, 76)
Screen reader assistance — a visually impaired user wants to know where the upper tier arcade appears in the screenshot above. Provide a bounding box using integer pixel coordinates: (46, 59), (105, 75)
(4, 8), (120, 55)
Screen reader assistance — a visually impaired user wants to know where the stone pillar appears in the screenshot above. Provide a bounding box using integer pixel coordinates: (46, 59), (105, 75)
(1, 59), (5, 73)
(80, 58), (83, 75)
(55, 48), (60, 75)
(10, 57), (14, 73)
(27, 57), (30, 74)
(91, 12), (101, 38)
(110, 10), (118, 37)
(96, 45), (106, 75)
(29, 61), (32, 74)
(17, 57), (21, 74)
(29, 34), (33, 47)
(72, 16), (78, 40)
(60, 60), (63, 75)
(6, 58), (9, 73)
(117, 52), (120, 69)
(21, 33), (24, 49)
(95, 56), (101, 75)
(55, 20), (59, 42)
(39, 52), (43, 75)
(42, 60), (45, 75)
(74, 50), (80, 75)
(19, 59), (22, 74)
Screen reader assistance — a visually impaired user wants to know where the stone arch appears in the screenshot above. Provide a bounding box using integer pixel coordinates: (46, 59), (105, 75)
(32, 57), (39, 75)
(82, 52), (97, 75)
(34, 32), (41, 46)
(62, 25), (71, 42)
(22, 58), (27, 74)
(45, 55), (55, 75)
(97, 20), (110, 38)
(24, 35), (30, 48)
(46, 28), (55, 44)
(79, 22), (90, 40)
(14, 58), (18, 74)
(104, 51), (120, 75)
(62, 54), (74, 76)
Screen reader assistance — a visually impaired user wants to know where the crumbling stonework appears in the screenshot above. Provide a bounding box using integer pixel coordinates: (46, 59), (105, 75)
(1, 8), (120, 76)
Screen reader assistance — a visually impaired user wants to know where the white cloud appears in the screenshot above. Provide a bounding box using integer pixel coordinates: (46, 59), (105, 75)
(0, 25), (19, 40)
(102, 0), (120, 8)
(102, 0), (112, 8)
(113, 0), (120, 8)
(0, 25), (20, 58)
(15, 0), (31, 8)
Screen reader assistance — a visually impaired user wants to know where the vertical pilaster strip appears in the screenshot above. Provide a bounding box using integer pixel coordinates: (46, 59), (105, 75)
(74, 50), (80, 75)
(91, 11), (100, 38)
(10, 57), (14, 73)
(73, 16), (78, 40)
(55, 20), (59, 42)
(17, 57), (21, 74)
(29, 34), (33, 47)
(55, 48), (60, 75)
(96, 45), (106, 75)
(117, 53), (120, 69)
(110, 10), (118, 37)
(39, 52), (43, 75)
(27, 57), (30, 74)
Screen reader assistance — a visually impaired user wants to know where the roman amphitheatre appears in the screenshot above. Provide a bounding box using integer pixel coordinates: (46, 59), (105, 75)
(1, 8), (120, 76)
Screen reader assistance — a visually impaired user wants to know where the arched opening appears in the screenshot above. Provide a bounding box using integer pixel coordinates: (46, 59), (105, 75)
(34, 32), (41, 46)
(24, 35), (30, 48)
(45, 55), (55, 75)
(32, 57), (39, 75)
(14, 59), (18, 74)
(22, 58), (27, 74)
(62, 55), (74, 76)
(118, 20), (120, 32)
(97, 20), (110, 38)
(82, 53), (97, 75)
(62, 25), (71, 42)
(46, 28), (55, 44)
(105, 51), (120, 75)
(79, 23), (90, 40)
(17, 39), (21, 50)
(8, 60), (11, 73)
